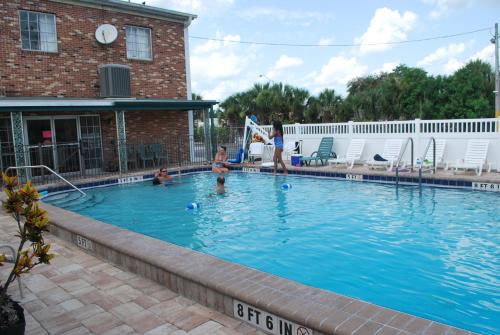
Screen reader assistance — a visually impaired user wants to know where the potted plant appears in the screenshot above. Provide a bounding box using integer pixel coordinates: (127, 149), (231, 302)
(0, 175), (54, 335)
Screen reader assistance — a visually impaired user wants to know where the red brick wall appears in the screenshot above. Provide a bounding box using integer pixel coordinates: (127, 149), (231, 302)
(125, 110), (190, 165)
(0, 0), (188, 98)
(125, 110), (188, 143)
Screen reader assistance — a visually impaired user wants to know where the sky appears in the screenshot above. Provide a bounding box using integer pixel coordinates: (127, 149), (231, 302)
(128, 0), (500, 102)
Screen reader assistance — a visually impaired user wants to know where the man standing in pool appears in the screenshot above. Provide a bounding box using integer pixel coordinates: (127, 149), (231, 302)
(269, 121), (288, 175)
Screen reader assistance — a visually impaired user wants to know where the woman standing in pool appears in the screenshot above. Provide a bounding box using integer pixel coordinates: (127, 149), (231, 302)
(212, 146), (229, 174)
(269, 120), (288, 175)
(152, 168), (173, 185)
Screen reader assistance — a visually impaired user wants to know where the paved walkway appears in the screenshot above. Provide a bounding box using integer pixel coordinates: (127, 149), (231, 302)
(0, 213), (262, 335)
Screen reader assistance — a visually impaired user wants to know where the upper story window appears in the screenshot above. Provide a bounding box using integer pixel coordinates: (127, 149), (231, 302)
(125, 26), (152, 60)
(19, 10), (57, 52)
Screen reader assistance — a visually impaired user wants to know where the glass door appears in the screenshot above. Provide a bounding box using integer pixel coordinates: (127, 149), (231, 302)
(54, 118), (80, 173)
(25, 119), (55, 173)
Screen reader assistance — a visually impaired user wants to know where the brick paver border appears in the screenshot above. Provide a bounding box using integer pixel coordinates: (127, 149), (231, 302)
(41, 199), (478, 335)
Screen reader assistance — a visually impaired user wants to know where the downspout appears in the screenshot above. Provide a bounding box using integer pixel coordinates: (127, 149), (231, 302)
(184, 17), (195, 162)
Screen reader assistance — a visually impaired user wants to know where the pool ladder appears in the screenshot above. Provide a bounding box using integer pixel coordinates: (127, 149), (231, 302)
(5, 165), (86, 196)
(395, 137), (414, 187)
(396, 137), (437, 189)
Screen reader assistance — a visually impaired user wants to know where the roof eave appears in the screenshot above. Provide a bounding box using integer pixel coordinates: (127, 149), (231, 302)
(50, 0), (197, 24)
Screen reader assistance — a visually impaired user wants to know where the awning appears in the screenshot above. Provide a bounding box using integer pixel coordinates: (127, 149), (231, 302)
(0, 98), (218, 113)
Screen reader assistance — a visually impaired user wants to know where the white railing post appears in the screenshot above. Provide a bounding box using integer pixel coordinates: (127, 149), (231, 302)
(414, 118), (421, 162)
(348, 121), (354, 141)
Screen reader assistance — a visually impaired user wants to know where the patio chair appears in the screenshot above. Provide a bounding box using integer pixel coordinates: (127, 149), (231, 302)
(329, 139), (365, 169)
(419, 139), (446, 170)
(447, 139), (491, 176)
(302, 137), (335, 166)
(137, 144), (155, 168)
(0, 245), (23, 298)
(249, 142), (264, 162)
(151, 143), (168, 166)
(227, 148), (244, 164)
(367, 139), (403, 171)
(127, 144), (139, 170)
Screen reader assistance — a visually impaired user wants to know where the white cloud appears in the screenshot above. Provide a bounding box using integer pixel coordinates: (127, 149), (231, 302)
(421, 0), (472, 18)
(318, 37), (335, 46)
(190, 36), (244, 80)
(193, 33), (241, 54)
(198, 78), (254, 102)
(264, 55), (304, 81)
(355, 7), (417, 54)
(191, 52), (245, 80)
(314, 56), (368, 86)
(469, 44), (494, 64)
(238, 7), (333, 26)
(443, 58), (464, 74)
(417, 43), (466, 66)
(189, 32), (262, 100)
(274, 55), (303, 70)
(373, 61), (400, 74)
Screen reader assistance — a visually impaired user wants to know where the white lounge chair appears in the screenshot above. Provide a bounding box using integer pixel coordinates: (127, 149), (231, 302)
(367, 139), (403, 171)
(328, 139), (365, 169)
(447, 139), (491, 176)
(420, 139), (446, 170)
(248, 142), (264, 162)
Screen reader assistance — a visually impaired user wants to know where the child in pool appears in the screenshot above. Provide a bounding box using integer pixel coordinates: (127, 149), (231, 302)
(269, 120), (288, 175)
(216, 176), (226, 194)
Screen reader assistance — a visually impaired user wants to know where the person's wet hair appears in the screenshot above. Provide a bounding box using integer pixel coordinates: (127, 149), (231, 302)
(217, 176), (225, 185)
(272, 120), (284, 135)
(152, 177), (161, 185)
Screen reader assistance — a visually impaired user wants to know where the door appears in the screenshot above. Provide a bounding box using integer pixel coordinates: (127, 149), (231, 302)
(54, 118), (80, 173)
(25, 118), (55, 172)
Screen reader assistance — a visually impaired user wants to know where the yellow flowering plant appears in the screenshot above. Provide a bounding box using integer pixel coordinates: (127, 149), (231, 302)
(0, 174), (54, 306)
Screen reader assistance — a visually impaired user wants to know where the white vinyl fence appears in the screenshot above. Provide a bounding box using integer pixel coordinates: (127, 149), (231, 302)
(262, 118), (500, 171)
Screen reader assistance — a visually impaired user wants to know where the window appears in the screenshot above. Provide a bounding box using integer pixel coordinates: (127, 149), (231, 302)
(125, 26), (152, 60)
(19, 10), (57, 52)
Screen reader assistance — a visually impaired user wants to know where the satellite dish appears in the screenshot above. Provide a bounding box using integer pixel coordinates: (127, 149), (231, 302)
(95, 24), (118, 45)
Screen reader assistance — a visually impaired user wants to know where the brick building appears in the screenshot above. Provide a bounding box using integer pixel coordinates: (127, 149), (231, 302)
(0, 0), (216, 175)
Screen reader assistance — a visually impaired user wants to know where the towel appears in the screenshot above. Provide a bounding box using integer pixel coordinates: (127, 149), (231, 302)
(373, 154), (387, 162)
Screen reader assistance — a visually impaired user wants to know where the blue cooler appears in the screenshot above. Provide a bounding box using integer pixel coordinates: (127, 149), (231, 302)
(291, 154), (303, 167)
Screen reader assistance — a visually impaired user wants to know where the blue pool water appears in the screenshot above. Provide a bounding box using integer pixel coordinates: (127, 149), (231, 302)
(45, 173), (500, 335)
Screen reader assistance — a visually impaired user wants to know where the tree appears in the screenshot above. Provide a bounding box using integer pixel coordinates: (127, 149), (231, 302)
(440, 60), (495, 119)
(218, 60), (495, 125)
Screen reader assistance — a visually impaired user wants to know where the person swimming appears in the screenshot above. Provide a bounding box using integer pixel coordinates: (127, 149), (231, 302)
(152, 168), (173, 185)
(216, 176), (226, 194)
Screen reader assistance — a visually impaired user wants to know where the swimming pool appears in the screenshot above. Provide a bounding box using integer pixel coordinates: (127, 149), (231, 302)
(45, 172), (500, 335)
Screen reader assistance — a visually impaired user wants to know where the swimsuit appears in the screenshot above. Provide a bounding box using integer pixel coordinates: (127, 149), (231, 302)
(213, 162), (224, 168)
(274, 136), (284, 150)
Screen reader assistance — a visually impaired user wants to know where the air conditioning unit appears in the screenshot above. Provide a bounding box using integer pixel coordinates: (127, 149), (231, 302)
(98, 64), (131, 98)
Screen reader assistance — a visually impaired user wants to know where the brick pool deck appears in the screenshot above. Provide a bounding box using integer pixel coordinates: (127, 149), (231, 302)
(0, 213), (262, 335)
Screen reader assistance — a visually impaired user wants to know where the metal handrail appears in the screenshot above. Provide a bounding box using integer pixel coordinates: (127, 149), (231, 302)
(418, 137), (437, 188)
(419, 137), (437, 174)
(395, 137), (414, 186)
(5, 165), (86, 196)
